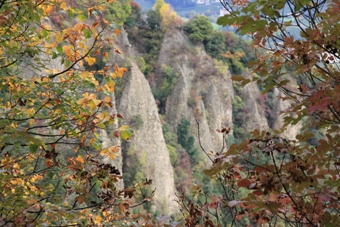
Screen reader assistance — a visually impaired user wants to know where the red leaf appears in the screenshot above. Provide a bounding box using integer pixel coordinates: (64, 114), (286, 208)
(237, 179), (251, 188)
(253, 190), (263, 196)
(113, 130), (120, 138)
(117, 113), (124, 119)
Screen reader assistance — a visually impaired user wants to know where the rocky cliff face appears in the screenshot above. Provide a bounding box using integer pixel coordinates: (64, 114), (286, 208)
(22, 14), (298, 217)
(106, 27), (301, 215)
(159, 30), (230, 154)
(239, 79), (270, 132)
(117, 61), (178, 214)
(98, 92), (124, 188)
(272, 88), (302, 140)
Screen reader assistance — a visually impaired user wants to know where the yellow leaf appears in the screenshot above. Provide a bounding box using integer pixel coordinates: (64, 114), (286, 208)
(94, 112), (105, 124)
(60, 2), (67, 10)
(93, 99), (101, 106)
(80, 71), (90, 79)
(76, 155), (84, 164)
(62, 45), (72, 58)
(44, 5), (53, 15)
(77, 98), (84, 105)
(103, 96), (111, 103)
(29, 119), (36, 126)
(88, 7), (93, 15)
(42, 77), (50, 83)
(115, 65), (128, 78)
(56, 32), (63, 43)
(94, 215), (102, 225)
(85, 56), (96, 66)
(119, 125), (130, 131)
(101, 148), (109, 156)
(78, 42), (85, 49)
(110, 72), (116, 79)
(88, 100), (97, 110)
(105, 80), (115, 93)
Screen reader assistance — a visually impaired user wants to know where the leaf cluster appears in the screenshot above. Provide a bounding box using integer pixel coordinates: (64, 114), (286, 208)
(0, 0), (154, 225)
(179, 0), (340, 226)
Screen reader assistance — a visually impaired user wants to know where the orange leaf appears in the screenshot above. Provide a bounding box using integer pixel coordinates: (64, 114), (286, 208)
(117, 113), (124, 119)
(94, 215), (102, 224)
(44, 5), (54, 15)
(114, 65), (128, 78)
(105, 80), (115, 92)
(46, 159), (54, 167)
(118, 203), (125, 214)
(113, 130), (120, 138)
(103, 96), (111, 103)
(110, 72), (116, 79)
(112, 146), (119, 153)
(114, 28), (121, 36)
(75, 155), (84, 164)
(92, 22), (99, 28)
(85, 57), (96, 66)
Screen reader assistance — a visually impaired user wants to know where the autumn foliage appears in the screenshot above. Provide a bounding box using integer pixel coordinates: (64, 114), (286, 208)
(2, 0), (340, 226)
(0, 0), (154, 226)
(178, 0), (340, 226)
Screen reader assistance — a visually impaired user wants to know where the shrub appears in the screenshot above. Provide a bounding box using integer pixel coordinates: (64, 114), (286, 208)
(130, 114), (144, 130)
(185, 15), (214, 43)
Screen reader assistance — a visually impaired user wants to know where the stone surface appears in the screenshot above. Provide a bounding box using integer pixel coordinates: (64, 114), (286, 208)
(118, 62), (178, 214)
(272, 88), (302, 140)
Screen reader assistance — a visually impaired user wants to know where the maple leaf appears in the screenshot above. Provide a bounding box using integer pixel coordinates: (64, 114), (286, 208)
(85, 56), (96, 66)
(105, 80), (115, 93)
(114, 65), (128, 78)
(114, 28), (121, 36)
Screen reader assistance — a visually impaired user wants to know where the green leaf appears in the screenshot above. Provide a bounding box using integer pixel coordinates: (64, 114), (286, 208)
(217, 15), (230, 26)
(29, 144), (39, 153)
(78, 14), (86, 22)
(1, 145), (12, 154)
(52, 51), (58, 59)
(231, 75), (245, 82)
(296, 131), (315, 141)
(120, 130), (132, 140)
(57, 45), (63, 53)
(65, 59), (71, 67)
(241, 79), (251, 86)
(83, 28), (92, 39)
(261, 82), (275, 94)
(94, 180), (103, 191)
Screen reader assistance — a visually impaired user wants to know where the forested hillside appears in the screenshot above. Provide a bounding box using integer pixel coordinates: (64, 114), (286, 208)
(0, 0), (339, 226)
